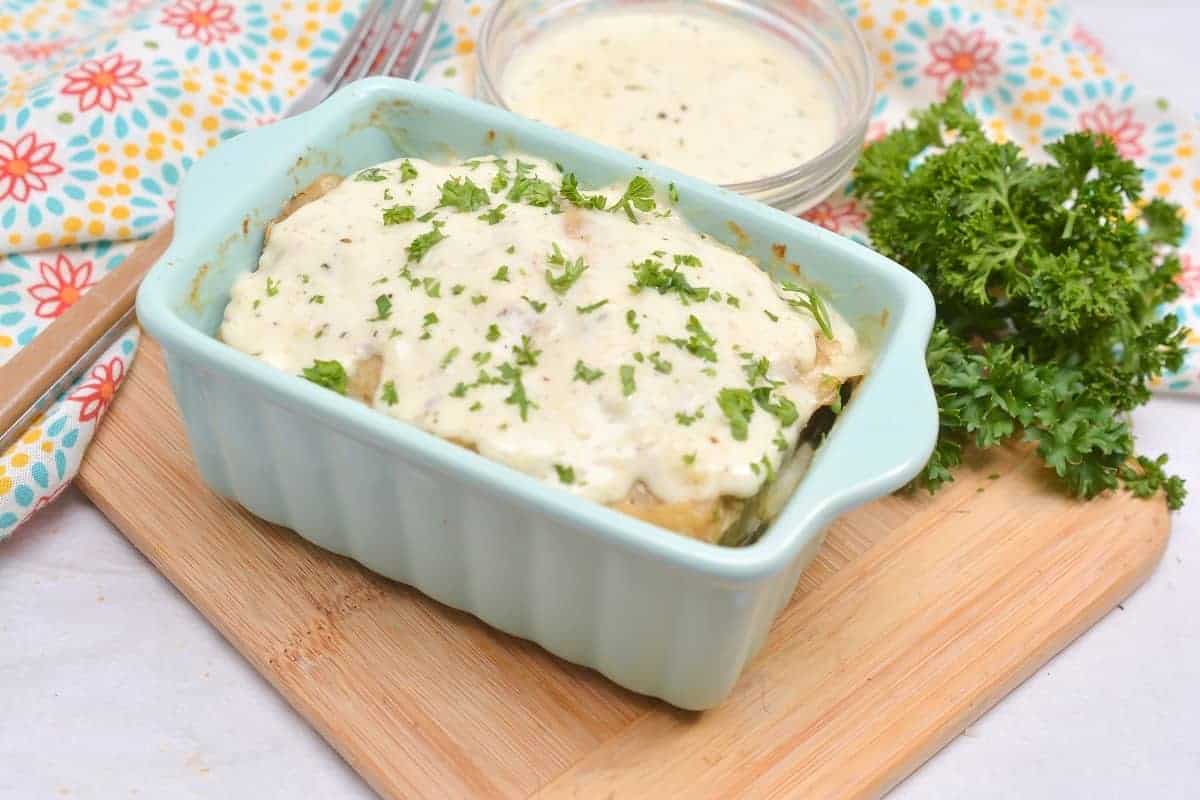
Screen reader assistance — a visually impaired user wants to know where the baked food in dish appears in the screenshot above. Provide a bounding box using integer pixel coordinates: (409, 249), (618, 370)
(219, 156), (868, 545)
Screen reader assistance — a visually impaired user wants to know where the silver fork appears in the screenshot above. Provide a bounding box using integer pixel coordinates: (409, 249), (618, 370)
(0, 0), (446, 455)
(290, 0), (445, 115)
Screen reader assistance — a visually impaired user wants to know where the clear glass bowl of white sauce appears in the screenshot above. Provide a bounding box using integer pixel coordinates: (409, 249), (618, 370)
(477, 0), (873, 214)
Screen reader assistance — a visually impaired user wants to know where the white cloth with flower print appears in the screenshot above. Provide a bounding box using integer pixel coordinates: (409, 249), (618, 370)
(1, 0), (1198, 539)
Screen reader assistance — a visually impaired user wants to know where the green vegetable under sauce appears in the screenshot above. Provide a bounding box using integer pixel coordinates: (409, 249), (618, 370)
(853, 83), (1188, 509)
(553, 464), (576, 484)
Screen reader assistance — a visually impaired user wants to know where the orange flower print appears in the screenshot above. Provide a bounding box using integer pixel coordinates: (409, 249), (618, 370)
(61, 53), (148, 113)
(0, 132), (63, 203)
(1177, 253), (1200, 299)
(802, 199), (868, 234)
(924, 29), (1001, 93)
(68, 357), (126, 422)
(27, 255), (96, 319)
(161, 0), (240, 46)
(1079, 104), (1146, 159)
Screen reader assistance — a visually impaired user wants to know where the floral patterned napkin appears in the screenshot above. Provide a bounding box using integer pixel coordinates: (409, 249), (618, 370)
(1, 0), (1196, 537)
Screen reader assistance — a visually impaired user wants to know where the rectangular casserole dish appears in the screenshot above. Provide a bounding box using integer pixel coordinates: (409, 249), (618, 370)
(136, 77), (937, 710)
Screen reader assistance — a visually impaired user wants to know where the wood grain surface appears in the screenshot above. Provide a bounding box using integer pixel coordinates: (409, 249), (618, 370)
(77, 338), (1170, 800)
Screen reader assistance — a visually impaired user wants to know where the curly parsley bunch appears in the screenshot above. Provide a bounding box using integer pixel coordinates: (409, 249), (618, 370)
(852, 84), (1188, 509)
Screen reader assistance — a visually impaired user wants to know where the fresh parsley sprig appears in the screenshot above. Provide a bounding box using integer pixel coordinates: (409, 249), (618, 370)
(852, 83), (1188, 508)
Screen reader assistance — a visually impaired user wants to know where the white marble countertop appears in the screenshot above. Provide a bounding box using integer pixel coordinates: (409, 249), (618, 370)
(2, 2), (1198, 797)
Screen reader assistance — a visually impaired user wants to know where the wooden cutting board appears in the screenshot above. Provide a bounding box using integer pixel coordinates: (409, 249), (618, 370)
(77, 337), (1169, 799)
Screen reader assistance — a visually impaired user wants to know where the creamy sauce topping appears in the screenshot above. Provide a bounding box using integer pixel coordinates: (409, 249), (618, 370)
(500, 10), (839, 185)
(220, 156), (865, 507)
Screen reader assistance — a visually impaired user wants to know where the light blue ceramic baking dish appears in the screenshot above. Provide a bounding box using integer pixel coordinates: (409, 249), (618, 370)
(136, 77), (937, 710)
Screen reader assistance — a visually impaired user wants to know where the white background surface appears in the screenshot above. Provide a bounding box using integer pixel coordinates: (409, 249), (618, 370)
(2, 2), (1198, 797)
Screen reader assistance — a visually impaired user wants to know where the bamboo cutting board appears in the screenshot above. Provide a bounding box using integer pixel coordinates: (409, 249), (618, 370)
(77, 337), (1169, 799)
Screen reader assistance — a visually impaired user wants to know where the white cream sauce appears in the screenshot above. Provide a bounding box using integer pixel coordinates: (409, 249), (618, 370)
(499, 10), (839, 185)
(220, 156), (865, 506)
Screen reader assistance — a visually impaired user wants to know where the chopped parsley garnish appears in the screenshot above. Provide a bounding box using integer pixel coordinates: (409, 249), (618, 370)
(675, 407), (704, 426)
(608, 176), (657, 223)
(354, 167), (387, 182)
(369, 294), (392, 321)
(398, 159), (418, 182)
(576, 299), (609, 314)
(382, 204), (415, 225)
(507, 172), (558, 209)
(407, 227), (446, 262)
(773, 431), (789, 452)
(253, 299), (261, 310)
(440, 347), (460, 369)
(648, 351), (673, 374)
(512, 335), (541, 366)
(383, 188), (393, 201)
(485, 324), (501, 342)
(308, 294), (324, 304)
(422, 311), (438, 328)
(573, 360), (604, 383)
(741, 353), (772, 386)
(469, 401), (483, 412)
(314, 323), (328, 338)
(673, 253), (702, 268)
(417, 210), (438, 223)
(726, 295), (741, 308)
(764, 309), (779, 322)
(752, 386), (799, 426)
(422, 277), (441, 298)
(682, 452), (696, 465)
(629, 258), (709, 303)
(505, 244), (516, 254)
(490, 159), (510, 192)
(560, 173), (607, 209)
(301, 359), (347, 395)
(553, 464), (576, 484)
(625, 309), (639, 333)
(472, 351), (492, 365)
(522, 295), (546, 313)
(619, 364), (636, 396)
(633, 352), (644, 363)
(266, 277), (280, 297)
(781, 281), (834, 339)
(545, 244), (588, 294)
(478, 203), (507, 225)
(658, 315), (717, 362)
(717, 388), (754, 441)
(498, 362), (536, 421)
(381, 380), (398, 406)
(491, 265), (510, 282)
(300, 274), (310, 284)
(389, 327), (402, 339)
(471, 294), (488, 305)
(451, 284), (466, 295)
(438, 176), (490, 212)
(668, 182), (679, 204)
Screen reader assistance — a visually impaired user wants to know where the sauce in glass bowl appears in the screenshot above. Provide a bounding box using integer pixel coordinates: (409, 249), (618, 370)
(477, 0), (873, 214)
(499, 10), (839, 186)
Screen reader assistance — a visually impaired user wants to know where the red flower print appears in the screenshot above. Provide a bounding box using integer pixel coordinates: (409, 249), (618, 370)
(68, 357), (126, 423)
(924, 29), (1001, 93)
(27, 255), (96, 319)
(1071, 25), (1105, 58)
(161, 0), (240, 46)
(1, 39), (76, 62)
(61, 53), (148, 113)
(866, 120), (890, 143)
(1079, 104), (1145, 159)
(1177, 253), (1200, 299)
(0, 132), (63, 203)
(802, 199), (868, 234)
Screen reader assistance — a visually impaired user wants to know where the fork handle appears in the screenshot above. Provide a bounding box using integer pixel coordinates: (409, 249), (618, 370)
(0, 224), (173, 454)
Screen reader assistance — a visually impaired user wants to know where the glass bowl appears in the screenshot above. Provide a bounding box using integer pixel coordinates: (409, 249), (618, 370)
(476, 0), (874, 214)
